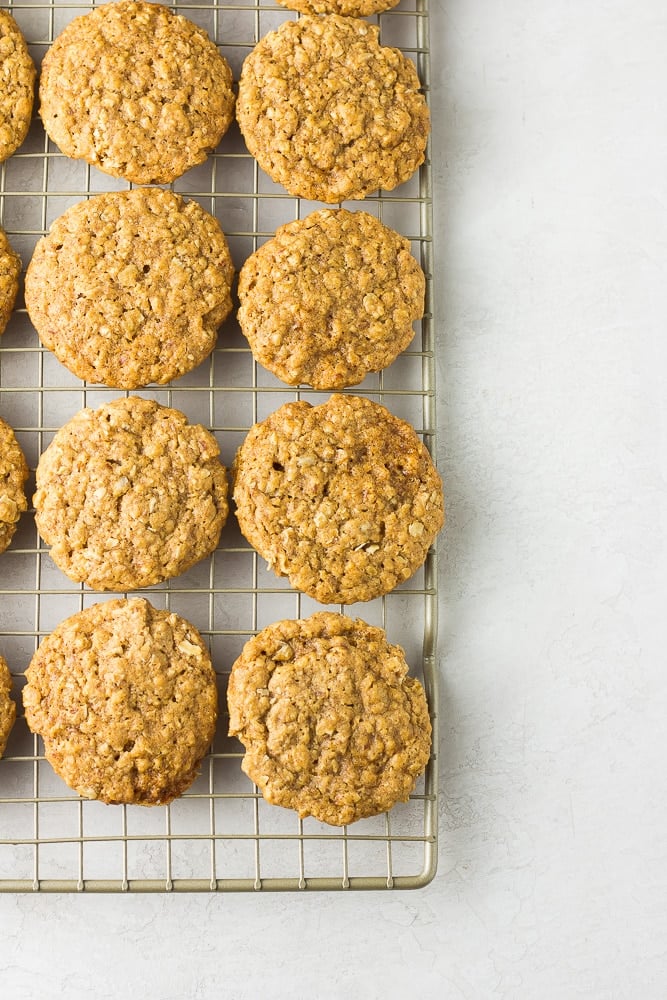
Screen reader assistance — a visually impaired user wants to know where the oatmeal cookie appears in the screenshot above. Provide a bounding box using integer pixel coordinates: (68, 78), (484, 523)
(238, 209), (425, 389)
(0, 9), (36, 163)
(236, 15), (429, 202)
(34, 397), (228, 591)
(0, 655), (16, 759)
(39, 1), (234, 184)
(23, 598), (217, 805)
(228, 612), (431, 826)
(0, 416), (28, 556)
(232, 394), (444, 604)
(276, 0), (399, 13)
(0, 226), (21, 336)
(25, 188), (234, 389)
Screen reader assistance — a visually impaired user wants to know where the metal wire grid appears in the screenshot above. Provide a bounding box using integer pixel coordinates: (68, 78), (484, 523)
(0, 0), (437, 891)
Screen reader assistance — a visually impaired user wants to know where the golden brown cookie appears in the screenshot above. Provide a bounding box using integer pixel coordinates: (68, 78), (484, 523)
(232, 394), (444, 604)
(0, 9), (36, 163)
(39, 1), (234, 184)
(0, 416), (28, 556)
(228, 612), (431, 826)
(0, 226), (21, 336)
(236, 15), (429, 202)
(238, 209), (425, 389)
(0, 655), (16, 758)
(23, 598), (217, 805)
(25, 188), (234, 389)
(276, 0), (399, 13)
(34, 397), (228, 592)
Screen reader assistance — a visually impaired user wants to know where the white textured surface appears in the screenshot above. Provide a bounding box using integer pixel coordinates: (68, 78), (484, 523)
(1, 1), (666, 997)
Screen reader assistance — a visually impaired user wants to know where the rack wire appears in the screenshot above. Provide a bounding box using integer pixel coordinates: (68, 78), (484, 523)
(0, 0), (437, 891)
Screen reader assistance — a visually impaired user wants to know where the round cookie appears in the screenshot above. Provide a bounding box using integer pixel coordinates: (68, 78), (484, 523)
(34, 396), (228, 592)
(232, 394), (444, 604)
(39, 1), (234, 184)
(228, 612), (431, 826)
(23, 598), (217, 805)
(238, 209), (425, 389)
(0, 10), (36, 163)
(0, 226), (21, 336)
(276, 0), (399, 13)
(0, 416), (28, 556)
(236, 15), (430, 203)
(0, 655), (16, 759)
(25, 188), (234, 389)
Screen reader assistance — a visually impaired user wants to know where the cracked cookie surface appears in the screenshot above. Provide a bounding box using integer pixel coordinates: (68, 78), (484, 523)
(23, 598), (217, 805)
(34, 397), (228, 591)
(228, 612), (431, 826)
(0, 655), (16, 759)
(25, 188), (234, 389)
(232, 394), (444, 604)
(236, 15), (429, 202)
(0, 9), (36, 163)
(0, 226), (21, 337)
(39, 0), (234, 184)
(238, 209), (425, 389)
(276, 0), (399, 12)
(0, 416), (28, 556)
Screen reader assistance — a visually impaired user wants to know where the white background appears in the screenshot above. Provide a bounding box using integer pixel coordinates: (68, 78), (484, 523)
(1, 1), (666, 997)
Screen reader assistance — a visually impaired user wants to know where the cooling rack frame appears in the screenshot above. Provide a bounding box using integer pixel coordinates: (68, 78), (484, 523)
(0, 0), (438, 892)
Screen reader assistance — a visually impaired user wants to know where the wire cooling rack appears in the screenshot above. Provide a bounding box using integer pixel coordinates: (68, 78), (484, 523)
(0, 0), (437, 892)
